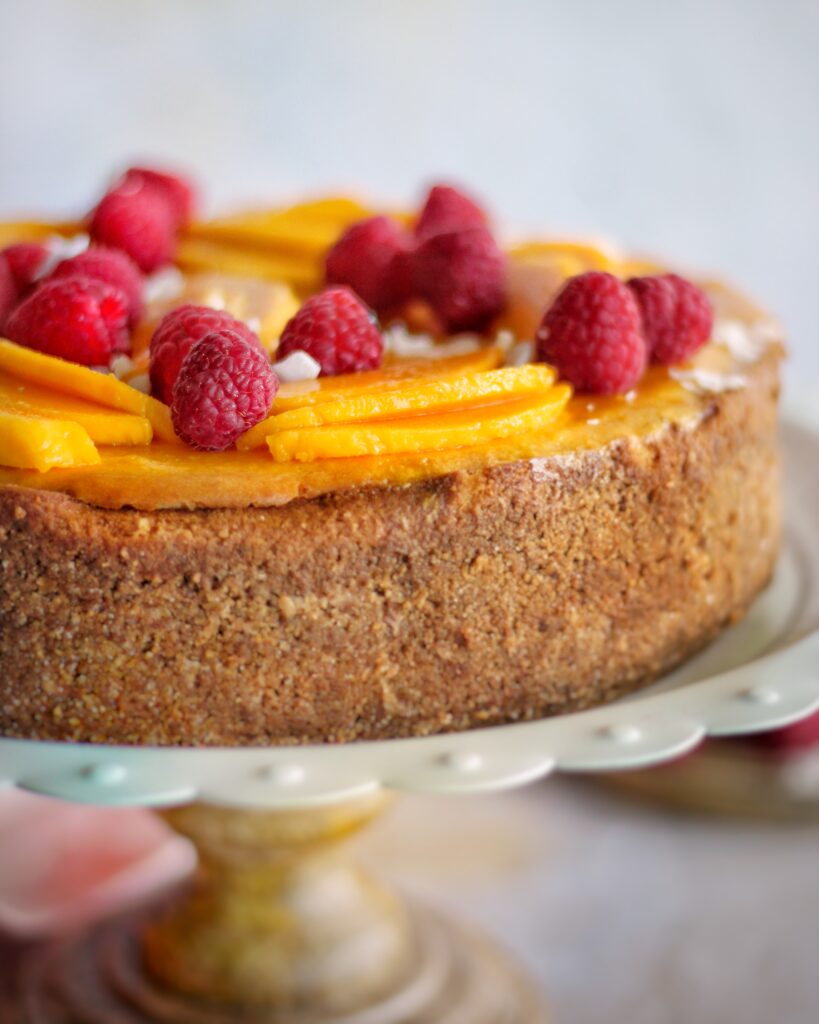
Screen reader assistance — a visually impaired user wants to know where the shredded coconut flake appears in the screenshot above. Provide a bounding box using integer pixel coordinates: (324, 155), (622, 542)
(144, 266), (185, 305)
(382, 324), (482, 359)
(36, 233), (90, 279)
(669, 366), (748, 395)
(271, 350), (322, 383)
(712, 316), (780, 364)
(110, 355), (135, 380)
(504, 340), (534, 367)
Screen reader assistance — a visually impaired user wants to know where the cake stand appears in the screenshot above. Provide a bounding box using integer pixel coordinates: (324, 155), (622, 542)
(1, 417), (818, 1023)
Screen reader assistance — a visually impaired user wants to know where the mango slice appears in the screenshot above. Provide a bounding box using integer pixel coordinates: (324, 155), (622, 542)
(240, 365), (558, 450)
(0, 340), (178, 443)
(268, 385), (572, 463)
(0, 373), (152, 446)
(175, 238), (321, 292)
(185, 198), (374, 256)
(0, 410), (100, 471)
(274, 347), (504, 413)
(0, 220), (81, 247)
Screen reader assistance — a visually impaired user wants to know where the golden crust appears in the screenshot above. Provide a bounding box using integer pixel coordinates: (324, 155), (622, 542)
(0, 348), (781, 746)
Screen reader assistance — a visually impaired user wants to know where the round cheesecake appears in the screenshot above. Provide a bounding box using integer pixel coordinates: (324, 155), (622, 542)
(0, 211), (784, 746)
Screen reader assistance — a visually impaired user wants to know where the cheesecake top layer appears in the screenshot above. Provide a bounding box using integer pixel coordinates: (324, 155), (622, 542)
(0, 195), (783, 511)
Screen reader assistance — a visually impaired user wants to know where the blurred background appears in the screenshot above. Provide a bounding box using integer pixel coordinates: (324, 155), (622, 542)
(1, 2), (818, 1022)
(1, 0), (817, 395)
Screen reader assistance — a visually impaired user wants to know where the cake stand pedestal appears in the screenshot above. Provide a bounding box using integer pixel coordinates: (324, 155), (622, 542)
(14, 795), (545, 1023)
(2, 417), (818, 1023)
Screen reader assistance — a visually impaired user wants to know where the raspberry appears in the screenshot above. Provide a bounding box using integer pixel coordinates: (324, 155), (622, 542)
(325, 216), (412, 313)
(628, 273), (713, 365)
(757, 710), (819, 753)
(4, 276), (129, 366)
(277, 286), (383, 376)
(412, 227), (506, 333)
(149, 304), (262, 404)
(535, 272), (646, 394)
(89, 179), (176, 273)
(415, 184), (488, 242)
(0, 255), (16, 329)
(171, 329), (278, 450)
(121, 166), (197, 227)
(46, 246), (144, 325)
(2, 242), (49, 293)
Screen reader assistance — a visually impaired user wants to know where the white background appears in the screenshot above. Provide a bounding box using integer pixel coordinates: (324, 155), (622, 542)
(1, 4), (818, 1022)
(0, 0), (817, 397)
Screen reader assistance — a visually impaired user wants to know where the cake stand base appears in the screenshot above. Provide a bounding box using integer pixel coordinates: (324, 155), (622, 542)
(8, 797), (549, 1023)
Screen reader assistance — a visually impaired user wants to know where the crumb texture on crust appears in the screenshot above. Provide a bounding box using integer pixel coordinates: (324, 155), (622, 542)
(0, 352), (780, 746)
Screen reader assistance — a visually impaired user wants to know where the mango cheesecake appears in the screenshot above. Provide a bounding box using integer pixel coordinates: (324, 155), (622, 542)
(0, 171), (783, 745)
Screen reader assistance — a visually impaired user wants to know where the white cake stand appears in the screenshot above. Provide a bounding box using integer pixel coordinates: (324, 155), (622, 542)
(2, 418), (818, 1023)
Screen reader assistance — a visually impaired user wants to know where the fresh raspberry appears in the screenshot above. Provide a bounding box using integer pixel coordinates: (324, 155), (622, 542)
(415, 184), (488, 242)
(412, 227), (506, 333)
(2, 242), (50, 293)
(325, 216), (412, 313)
(89, 179), (176, 273)
(628, 273), (713, 365)
(4, 276), (129, 366)
(277, 286), (383, 376)
(121, 166), (197, 226)
(0, 255), (16, 329)
(46, 246), (144, 325)
(171, 329), (278, 450)
(535, 272), (646, 394)
(149, 304), (262, 404)
(756, 709), (819, 754)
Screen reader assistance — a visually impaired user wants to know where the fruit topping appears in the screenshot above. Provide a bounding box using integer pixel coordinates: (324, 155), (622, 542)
(273, 345), (503, 411)
(46, 246), (144, 325)
(89, 178), (176, 273)
(241, 363), (558, 447)
(756, 709), (819, 753)
(415, 184), (488, 242)
(0, 373), (152, 446)
(267, 385), (571, 463)
(120, 165), (197, 227)
(1, 242), (50, 294)
(535, 271), (646, 395)
(412, 227), (506, 333)
(325, 215), (412, 313)
(628, 273), (713, 365)
(149, 304), (263, 404)
(277, 286), (384, 376)
(0, 411), (100, 471)
(171, 329), (279, 451)
(4, 276), (130, 366)
(0, 339), (177, 443)
(0, 254), (16, 329)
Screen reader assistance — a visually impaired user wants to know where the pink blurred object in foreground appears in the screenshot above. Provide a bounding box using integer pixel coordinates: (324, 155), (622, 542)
(0, 790), (194, 937)
(756, 708), (819, 752)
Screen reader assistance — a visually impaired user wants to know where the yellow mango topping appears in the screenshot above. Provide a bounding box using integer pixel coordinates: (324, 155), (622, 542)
(0, 220), (80, 247)
(274, 347), (504, 412)
(0, 340), (178, 443)
(185, 197), (374, 256)
(240, 365), (558, 450)
(268, 385), (572, 463)
(0, 411), (100, 471)
(175, 238), (321, 292)
(0, 373), (152, 446)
